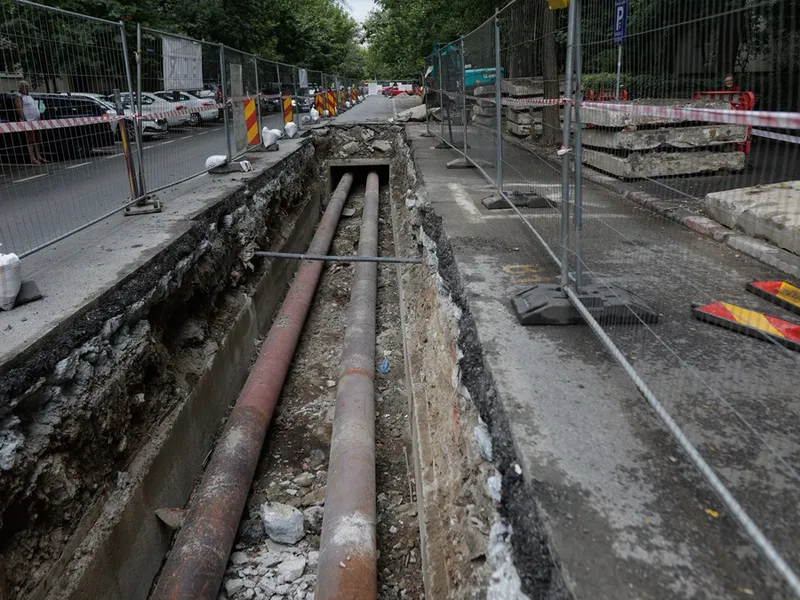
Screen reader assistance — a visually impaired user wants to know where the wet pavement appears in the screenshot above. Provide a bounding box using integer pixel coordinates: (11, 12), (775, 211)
(400, 100), (800, 599)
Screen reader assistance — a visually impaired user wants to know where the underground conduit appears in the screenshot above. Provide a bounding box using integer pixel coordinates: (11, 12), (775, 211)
(316, 171), (380, 600)
(150, 172), (355, 600)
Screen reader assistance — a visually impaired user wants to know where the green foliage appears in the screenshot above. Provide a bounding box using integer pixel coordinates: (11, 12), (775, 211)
(364, 0), (500, 79)
(1, 0), (365, 89)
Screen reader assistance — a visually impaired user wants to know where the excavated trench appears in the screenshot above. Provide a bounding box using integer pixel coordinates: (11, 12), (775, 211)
(0, 123), (557, 600)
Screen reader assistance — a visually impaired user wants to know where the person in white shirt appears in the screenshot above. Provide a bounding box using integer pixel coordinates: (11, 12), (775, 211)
(14, 80), (47, 165)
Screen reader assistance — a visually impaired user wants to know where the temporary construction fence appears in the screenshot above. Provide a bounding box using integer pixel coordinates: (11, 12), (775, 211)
(0, 0), (363, 258)
(426, 0), (800, 595)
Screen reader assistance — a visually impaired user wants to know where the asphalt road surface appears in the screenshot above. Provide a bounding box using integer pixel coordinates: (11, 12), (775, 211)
(0, 111), (288, 256)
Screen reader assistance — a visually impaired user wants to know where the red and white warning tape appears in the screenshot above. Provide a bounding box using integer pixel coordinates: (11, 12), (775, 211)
(0, 102), (229, 134)
(430, 87), (800, 130)
(751, 128), (800, 145)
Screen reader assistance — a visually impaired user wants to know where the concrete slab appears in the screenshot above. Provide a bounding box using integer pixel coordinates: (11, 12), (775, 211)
(582, 124), (748, 151)
(506, 121), (534, 137)
(473, 84), (497, 97)
(580, 99), (731, 128)
(583, 148), (746, 179)
(507, 109), (541, 126)
(705, 181), (800, 255)
(472, 104), (496, 117)
(501, 77), (564, 97)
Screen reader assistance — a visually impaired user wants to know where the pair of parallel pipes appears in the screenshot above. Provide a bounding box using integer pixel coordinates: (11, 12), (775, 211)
(152, 171), (380, 600)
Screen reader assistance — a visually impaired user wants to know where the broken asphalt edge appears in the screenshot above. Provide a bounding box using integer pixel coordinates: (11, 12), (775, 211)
(581, 167), (800, 282)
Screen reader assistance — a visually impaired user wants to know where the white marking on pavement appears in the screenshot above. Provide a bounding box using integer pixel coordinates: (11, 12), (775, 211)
(15, 173), (47, 183)
(157, 140), (174, 146)
(447, 182), (481, 221)
(196, 131), (210, 136)
(105, 153), (124, 159)
(66, 161), (92, 170)
(179, 135), (193, 140)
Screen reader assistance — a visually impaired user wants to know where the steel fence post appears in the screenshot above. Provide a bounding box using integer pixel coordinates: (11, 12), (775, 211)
(494, 10), (503, 194)
(134, 22), (146, 195)
(425, 57), (431, 136)
(293, 67), (299, 123)
(573, 0), (584, 292)
(560, 0), (577, 288)
(118, 22), (140, 199)
(438, 50), (445, 140)
(254, 56), (262, 137)
(460, 37), (468, 157)
(219, 44), (232, 161)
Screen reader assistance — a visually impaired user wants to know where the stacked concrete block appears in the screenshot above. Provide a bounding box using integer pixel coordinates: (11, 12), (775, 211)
(470, 84), (501, 128)
(580, 99), (748, 179)
(501, 77), (563, 139)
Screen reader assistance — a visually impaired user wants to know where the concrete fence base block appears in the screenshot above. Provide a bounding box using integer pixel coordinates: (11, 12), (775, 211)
(446, 158), (476, 170)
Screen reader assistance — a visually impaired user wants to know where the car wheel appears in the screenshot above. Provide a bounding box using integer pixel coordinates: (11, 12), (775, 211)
(190, 113), (202, 127)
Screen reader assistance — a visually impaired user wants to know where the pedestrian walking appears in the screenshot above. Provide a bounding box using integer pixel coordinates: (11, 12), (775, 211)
(15, 80), (47, 165)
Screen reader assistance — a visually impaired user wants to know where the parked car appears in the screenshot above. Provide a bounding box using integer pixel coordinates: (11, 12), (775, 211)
(153, 91), (218, 126)
(59, 93), (167, 139)
(295, 90), (312, 113)
(115, 92), (191, 128)
(0, 92), (116, 163)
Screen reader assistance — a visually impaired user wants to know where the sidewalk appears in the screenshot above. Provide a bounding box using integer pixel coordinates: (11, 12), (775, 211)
(408, 120), (800, 598)
(0, 139), (306, 375)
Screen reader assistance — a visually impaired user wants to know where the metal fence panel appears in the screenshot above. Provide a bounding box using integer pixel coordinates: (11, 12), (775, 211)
(496, 0), (570, 262)
(463, 16), (500, 186)
(0, 0), (136, 256)
(139, 29), (228, 187)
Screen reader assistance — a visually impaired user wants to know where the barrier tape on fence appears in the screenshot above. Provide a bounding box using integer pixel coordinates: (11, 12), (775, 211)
(751, 129), (800, 145)
(0, 102), (229, 134)
(429, 87), (800, 130)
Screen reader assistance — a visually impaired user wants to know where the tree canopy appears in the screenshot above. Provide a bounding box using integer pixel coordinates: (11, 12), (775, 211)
(1, 0), (366, 84)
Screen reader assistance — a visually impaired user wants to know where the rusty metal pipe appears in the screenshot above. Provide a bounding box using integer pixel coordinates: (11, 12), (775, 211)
(151, 172), (355, 600)
(316, 171), (380, 600)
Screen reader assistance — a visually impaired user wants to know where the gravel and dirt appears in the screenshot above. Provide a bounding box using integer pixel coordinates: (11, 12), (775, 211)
(219, 176), (425, 600)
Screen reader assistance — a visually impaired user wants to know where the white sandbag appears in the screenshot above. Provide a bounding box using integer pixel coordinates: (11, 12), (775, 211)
(262, 127), (279, 148)
(310, 108), (320, 122)
(0, 251), (22, 311)
(323, 110), (330, 117)
(284, 122), (298, 139)
(345, 101), (352, 109)
(270, 128), (283, 139)
(205, 155), (227, 170)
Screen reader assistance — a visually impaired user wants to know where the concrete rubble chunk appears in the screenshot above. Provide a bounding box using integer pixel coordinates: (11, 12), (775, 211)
(260, 502), (305, 544)
(371, 140), (393, 152)
(277, 556), (307, 583)
(705, 181), (800, 256)
(229, 551), (249, 565)
(292, 472), (314, 488)
(582, 148), (745, 179)
(224, 578), (245, 596)
(396, 104), (427, 123)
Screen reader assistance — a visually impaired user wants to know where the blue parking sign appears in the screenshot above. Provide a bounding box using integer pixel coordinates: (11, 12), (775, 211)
(613, 0), (628, 45)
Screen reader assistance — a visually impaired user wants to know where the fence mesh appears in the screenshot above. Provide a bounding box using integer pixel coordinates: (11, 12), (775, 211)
(463, 17), (499, 186)
(425, 0), (800, 593)
(139, 30), (226, 190)
(0, 1), (133, 256)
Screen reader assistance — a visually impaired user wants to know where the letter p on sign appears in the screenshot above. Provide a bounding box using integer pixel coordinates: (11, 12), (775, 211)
(613, 0), (627, 45)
